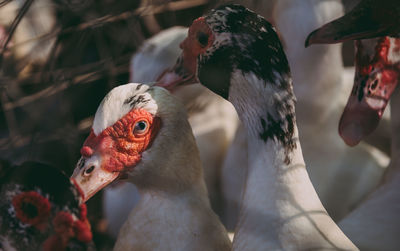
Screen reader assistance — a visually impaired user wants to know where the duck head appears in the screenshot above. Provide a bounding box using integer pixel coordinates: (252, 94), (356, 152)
(305, 0), (400, 146)
(157, 4), (291, 101)
(71, 83), (198, 202)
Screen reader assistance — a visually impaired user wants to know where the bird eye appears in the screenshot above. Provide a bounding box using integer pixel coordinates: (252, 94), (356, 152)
(197, 31), (209, 47)
(133, 120), (148, 135)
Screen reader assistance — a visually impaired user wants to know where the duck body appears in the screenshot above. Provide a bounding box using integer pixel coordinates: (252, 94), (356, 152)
(339, 87), (400, 251)
(306, 3), (400, 249)
(273, 0), (389, 220)
(71, 83), (231, 250)
(158, 4), (357, 250)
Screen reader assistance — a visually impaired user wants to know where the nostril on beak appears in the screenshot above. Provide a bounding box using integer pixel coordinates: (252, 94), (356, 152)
(83, 165), (95, 176)
(81, 146), (94, 158)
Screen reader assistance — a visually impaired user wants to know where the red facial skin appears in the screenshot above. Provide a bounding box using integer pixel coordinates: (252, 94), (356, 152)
(157, 17), (214, 89)
(339, 37), (400, 146)
(81, 108), (160, 173)
(12, 191), (51, 231)
(42, 205), (92, 251)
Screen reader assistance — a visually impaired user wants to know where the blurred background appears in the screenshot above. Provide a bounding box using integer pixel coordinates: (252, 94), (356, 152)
(0, 0), (362, 249)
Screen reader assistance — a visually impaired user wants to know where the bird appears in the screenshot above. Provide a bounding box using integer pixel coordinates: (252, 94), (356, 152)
(71, 83), (232, 250)
(0, 160), (93, 251)
(306, 0), (400, 146)
(158, 4), (358, 250)
(102, 26), (238, 238)
(338, 87), (400, 250)
(304, 2), (400, 249)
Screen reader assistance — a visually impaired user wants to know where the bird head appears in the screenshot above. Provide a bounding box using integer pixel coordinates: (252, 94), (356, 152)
(71, 83), (197, 202)
(339, 37), (400, 146)
(157, 4), (291, 101)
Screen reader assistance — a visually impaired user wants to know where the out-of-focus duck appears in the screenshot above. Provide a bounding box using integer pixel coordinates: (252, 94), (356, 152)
(306, 1), (400, 249)
(0, 161), (93, 251)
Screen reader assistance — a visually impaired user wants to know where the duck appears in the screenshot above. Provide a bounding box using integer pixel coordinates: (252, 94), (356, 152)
(102, 26), (238, 238)
(158, 4), (357, 250)
(71, 83), (232, 250)
(306, 2), (399, 146)
(220, 0), (389, 229)
(338, 86), (400, 250)
(0, 160), (93, 251)
(306, 6), (400, 249)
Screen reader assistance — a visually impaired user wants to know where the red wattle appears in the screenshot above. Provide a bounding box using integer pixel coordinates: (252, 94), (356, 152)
(80, 146), (93, 158)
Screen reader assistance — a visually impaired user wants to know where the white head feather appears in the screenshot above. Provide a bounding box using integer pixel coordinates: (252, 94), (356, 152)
(92, 83), (158, 135)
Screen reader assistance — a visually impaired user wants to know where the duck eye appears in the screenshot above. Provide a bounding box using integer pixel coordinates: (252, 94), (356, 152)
(133, 120), (148, 134)
(197, 31), (209, 47)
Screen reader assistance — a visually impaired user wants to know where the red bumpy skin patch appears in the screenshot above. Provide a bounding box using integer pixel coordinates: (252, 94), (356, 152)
(12, 191), (51, 230)
(180, 17), (214, 74)
(81, 108), (161, 173)
(339, 37), (400, 146)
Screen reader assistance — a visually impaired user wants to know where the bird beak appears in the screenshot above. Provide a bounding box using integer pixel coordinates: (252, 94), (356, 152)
(305, 2), (389, 47)
(70, 156), (119, 202)
(339, 71), (399, 146)
(156, 50), (198, 90)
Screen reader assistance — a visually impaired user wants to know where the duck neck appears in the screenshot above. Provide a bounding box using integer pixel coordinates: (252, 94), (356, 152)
(228, 72), (357, 250)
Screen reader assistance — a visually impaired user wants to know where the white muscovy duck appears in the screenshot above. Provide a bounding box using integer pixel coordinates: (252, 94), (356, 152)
(0, 161), (93, 251)
(71, 83), (232, 250)
(103, 26), (238, 238)
(158, 4), (357, 250)
(306, 3), (400, 249)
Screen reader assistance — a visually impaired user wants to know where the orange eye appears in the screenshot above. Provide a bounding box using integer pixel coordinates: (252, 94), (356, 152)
(133, 120), (148, 135)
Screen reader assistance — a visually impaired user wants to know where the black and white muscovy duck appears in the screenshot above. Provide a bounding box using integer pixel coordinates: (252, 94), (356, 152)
(158, 4), (357, 250)
(305, 1), (400, 249)
(70, 83), (231, 250)
(0, 161), (93, 251)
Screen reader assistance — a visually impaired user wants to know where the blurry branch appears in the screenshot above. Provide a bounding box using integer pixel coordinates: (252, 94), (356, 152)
(3, 54), (132, 111)
(3, 0), (209, 53)
(0, 0), (12, 8)
(0, 124), (80, 150)
(0, 0), (34, 67)
(0, 89), (18, 138)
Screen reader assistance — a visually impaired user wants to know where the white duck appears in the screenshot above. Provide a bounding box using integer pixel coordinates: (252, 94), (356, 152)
(307, 4), (400, 248)
(220, 0), (389, 229)
(71, 83), (231, 250)
(158, 4), (357, 250)
(103, 26), (238, 238)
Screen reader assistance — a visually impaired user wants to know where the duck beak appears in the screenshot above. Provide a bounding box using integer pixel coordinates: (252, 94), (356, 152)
(339, 67), (399, 146)
(70, 156), (119, 202)
(157, 54), (197, 91)
(305, 1), (391, 47)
